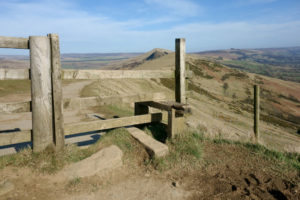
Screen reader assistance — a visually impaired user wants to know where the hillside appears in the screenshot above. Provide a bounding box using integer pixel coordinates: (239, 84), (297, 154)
(95, 48), (300, 153)
(193, 47), (300, 83)
(0, 49), (300, 200)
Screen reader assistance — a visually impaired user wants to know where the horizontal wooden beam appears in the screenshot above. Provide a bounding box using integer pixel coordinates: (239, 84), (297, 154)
(0, 36), (29, 49)
(0, 69), (30, 80)
(137, 101), (190, 113)
(64, 112), (163, 135)
(0, 130), (31, 146)
(0, 92), (169, 114)
(0, 101), (31, 113)
(62, 69), (175, 79)
(138, 101), (172, 111)
(63, 92), (169, 110)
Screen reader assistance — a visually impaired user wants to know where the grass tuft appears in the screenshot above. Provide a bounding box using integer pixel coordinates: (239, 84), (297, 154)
(0, 128), (144, 173)
(151, 131), (204, 171)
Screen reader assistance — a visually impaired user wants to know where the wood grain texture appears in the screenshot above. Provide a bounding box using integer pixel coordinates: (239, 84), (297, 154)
(0, 101), (31, 114)
(0, 69), (30, 80)
(63, 92), (169, 110)
(48, 33), (65, 150)
(29, 36), (53, 152)
(64, 113), (163, 135)
(0, 36), (29, 49)
(62, 69), (174, 79)
(0, 130), (31, 146)
(175, 38), (186, 104)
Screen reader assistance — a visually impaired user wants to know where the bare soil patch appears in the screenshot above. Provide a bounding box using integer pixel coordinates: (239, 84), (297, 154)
(0, 136), (298, 200)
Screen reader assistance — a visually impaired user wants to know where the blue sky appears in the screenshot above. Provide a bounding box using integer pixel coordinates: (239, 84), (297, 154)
(0, 0), (300, 54)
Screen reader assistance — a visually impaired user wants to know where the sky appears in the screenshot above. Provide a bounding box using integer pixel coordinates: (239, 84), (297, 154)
(0, 0), (300, 54)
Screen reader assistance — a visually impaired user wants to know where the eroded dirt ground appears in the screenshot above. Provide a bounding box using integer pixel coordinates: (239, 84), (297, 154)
(0, 141), (299, 200)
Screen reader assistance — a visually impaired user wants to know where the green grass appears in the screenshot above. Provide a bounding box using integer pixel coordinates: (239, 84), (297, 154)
(0, 128), (141, 174)
(0, 80), (31, 97)
(0, 145), (94, 174)
(151, 132), (204, 171)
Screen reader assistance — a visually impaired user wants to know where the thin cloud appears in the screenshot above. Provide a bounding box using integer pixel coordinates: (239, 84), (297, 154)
(0, 0), (299, 54)
(144, 0), (202, 17)
(236, 0), (277, 6)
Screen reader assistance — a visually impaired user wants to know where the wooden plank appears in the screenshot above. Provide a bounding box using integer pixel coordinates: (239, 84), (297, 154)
(254, 85), (260, 143)
(64, 113), (163, 135)
(62, 69), (175, 79)
(63, 92), (169, 110)
(29, 36), (54, 152)
(175, 38), (186, 104)
(0, 92), (168, 114)
(48, 33), (65, 150)
(0, 101), (30, 113)
(0, 130), (31, 146)
(0, 36), (29, 49)
(0, 69), (30, 80)
(138, 101), (172, 111)
(127, 127), (168, 157)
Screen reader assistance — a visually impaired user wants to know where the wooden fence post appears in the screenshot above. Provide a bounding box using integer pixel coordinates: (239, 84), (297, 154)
(48, 33), (65, 151)
(30, 36), (53, 152)
(167, 108), (176, 138)
(254, 85), (260, 142)
(175, 38), (186, 104)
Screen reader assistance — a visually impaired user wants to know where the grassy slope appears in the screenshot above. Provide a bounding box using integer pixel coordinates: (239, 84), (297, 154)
(194, 47), (300, 83)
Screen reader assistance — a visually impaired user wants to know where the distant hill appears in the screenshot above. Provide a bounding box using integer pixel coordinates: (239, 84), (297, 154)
(193, 47), (300, 83)
(105, 49), (299, 152)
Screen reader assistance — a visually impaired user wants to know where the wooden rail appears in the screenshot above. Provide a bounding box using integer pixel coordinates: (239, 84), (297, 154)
(0, 69), (30, 80)
(64, 112), (163, 135)
(0, 36), (187, 152)
(0, 130), (31, 146)
(0, 69), (175, 80)
(0, 36), (29, 49)
(0, 92), (169, 114)
(62, 69), (175, 79)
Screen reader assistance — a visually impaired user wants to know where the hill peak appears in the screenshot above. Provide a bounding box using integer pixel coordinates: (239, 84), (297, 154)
(146, 48), (172, 61)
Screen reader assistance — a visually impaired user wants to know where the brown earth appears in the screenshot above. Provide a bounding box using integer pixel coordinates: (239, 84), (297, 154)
(0, 140), (299, 200)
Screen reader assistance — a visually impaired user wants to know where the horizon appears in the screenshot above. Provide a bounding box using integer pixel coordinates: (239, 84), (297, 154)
(1, 45), (300, 56)
(1, 0), (300, 55)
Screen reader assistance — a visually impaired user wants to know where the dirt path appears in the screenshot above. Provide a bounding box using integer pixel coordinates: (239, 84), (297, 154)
(63, 80), (94, 98)
(0, 139), (299, 200)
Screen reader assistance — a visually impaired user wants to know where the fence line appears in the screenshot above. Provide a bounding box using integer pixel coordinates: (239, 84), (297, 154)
(0, 69), (175, 80)
(0, 35), (188, 152)
(0, 92), (170, 114)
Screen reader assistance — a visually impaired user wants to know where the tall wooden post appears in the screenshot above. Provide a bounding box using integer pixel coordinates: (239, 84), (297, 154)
(48, 33), (65, 151)
(175, 38), (186, 104)
(30, 36), (53, 152)
(254, 85), (260, 142)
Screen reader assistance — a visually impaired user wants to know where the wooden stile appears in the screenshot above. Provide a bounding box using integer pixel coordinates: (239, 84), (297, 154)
(64, 113), (163, 135)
